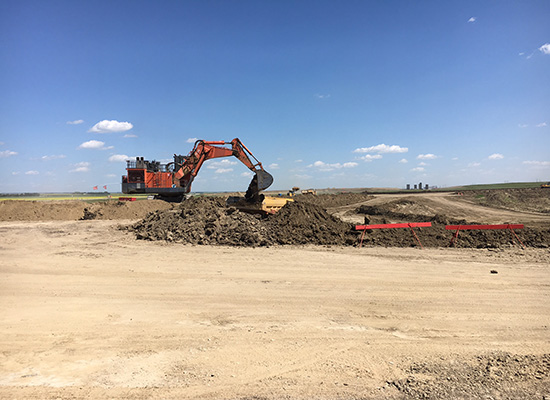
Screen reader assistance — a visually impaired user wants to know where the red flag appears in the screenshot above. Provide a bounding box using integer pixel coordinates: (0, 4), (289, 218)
(103, 185), (107, 189)
(93, 186), (98, 190)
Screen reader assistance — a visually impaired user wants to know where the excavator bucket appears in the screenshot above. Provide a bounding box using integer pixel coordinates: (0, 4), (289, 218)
(256, 170), (273, 191)
(245, 170), (273, 202)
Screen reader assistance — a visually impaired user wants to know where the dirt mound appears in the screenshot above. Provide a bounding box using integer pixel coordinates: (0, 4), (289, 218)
(294, 192), (373, 208)
(357, 198), (436, 223)
(130, 197), (271, 246)
(129, 197), (356, 246)
(0, 200), (88, 221)
(267, 201), (356, 245)
(357, 223), (550, 249)
(0, 199), (171, 221)
(128, 196), (550, 248)
(463, 188), (550, 213)
(80, 200), (172, 220)
(355, 198), (550, 248)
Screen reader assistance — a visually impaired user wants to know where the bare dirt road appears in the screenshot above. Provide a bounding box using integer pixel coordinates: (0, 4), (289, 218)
(1, 216), (549, 399)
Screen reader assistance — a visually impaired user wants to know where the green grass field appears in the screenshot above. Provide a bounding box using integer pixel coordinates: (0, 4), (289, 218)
(445, 181), (545, 191)
(0, 193), (151, 202)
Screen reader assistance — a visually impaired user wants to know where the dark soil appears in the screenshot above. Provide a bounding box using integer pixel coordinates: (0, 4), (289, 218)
(128, 197), (356, 247)
(128, 196), (550, 248)
(387, 352), (550, 400)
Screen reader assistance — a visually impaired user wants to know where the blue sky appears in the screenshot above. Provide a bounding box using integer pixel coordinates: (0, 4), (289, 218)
(1, 0), (549, 193)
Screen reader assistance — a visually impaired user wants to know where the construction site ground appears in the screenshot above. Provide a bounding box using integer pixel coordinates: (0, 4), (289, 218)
(1, 189), (549, 399)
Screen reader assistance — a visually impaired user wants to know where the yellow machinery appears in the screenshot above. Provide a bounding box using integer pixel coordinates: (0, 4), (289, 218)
(227, 195), (293, 215)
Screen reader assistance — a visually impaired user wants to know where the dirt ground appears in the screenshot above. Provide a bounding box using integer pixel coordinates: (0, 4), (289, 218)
(1, 190), (549, 399)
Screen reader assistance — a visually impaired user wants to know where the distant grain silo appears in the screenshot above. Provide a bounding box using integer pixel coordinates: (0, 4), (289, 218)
(406, 184), (410, 190)
(425, 184), (429, 190)
(419, 182), (423, 190)
(414, 184), (418, 189)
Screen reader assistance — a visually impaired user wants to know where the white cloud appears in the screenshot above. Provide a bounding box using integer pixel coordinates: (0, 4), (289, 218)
(418, 161), (428, 166)
(89, 120), (133, 133)
(0, 150), (18, 158)
(295, 159), (303, 163)
(353, 144), (408, 154)
(123, 133), (138, 138)
(523, 160), (550, 167)
(215, 168), (233, 174)
(309, 160), (358, 171)
(293, 173), (312, 180)
(78, 140), (113, 150)
(539, 43), (550, 55)
(359, 154), (383, 162)
(417, 153), (438, 160)
(518, 124), (528, 128)
(67, 119), (84, 125)
(25, 170), (39, 175)
(536, 122), (547, 128)
(488, 153), (504, 160)
(12, 171), (20, 175)
(206, 159), (238, 169)
(109, 154), (129, 162)
(468, 162), (481, 167)
(468, 17), (476, 23)
(186, 137), (198, 143)
(452, 157), (459, 161)
(316, 94), (331, 99)
(71, 162), (90, 173)
(241, 171), (253, 177)
(411, 167), (425, 172)
(41, 154), (66, 161)
(268, 163), (279, 169)
(399, 158), (408, 164)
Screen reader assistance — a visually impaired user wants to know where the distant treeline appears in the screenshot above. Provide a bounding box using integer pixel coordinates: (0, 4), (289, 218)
(0, 193), (40, 197)
(0, 192), (110, 197)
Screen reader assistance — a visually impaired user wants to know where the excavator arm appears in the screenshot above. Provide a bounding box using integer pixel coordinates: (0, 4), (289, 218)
(173, 138), (273, 200)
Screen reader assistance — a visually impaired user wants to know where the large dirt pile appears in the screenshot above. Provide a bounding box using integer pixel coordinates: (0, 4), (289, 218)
(266, 201), (356, 245)
(0, 200), (89, 221)
(462, 188), (550, 213)
(356, 199), (550, 248)
(129, 197), (356, 246)
(130, 197), (271, 246)
(79, 200), (172, 220)
(0, 199), (171, 221)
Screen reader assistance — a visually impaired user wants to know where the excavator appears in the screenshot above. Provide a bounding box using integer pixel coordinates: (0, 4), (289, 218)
(122, 138), (289, 213)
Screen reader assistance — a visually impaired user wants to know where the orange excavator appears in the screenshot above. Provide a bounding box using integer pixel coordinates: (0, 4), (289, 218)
(122, 138), (274, 202)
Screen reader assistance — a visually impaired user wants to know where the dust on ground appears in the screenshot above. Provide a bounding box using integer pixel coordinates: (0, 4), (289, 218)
(1, 188), (550, 399)
(0, 219), (548, 399)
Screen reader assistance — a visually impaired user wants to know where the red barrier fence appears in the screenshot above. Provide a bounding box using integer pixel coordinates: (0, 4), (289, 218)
(445, 224), (525, 248)
(118, 197), (137, 201)
(355, 222), (432, 249)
